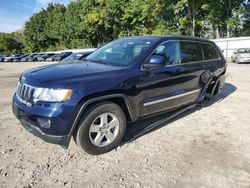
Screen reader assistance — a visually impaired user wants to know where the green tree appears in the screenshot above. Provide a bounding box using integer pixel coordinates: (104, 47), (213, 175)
(0, 33), (24, 54)
(240, 2), (250, 36)
(24, 3), (66, 52)
(24, 9), (48, 52)
(45, 3), (66, 49)
(63, 0), (86, 48)
(20, 0), (248, 53)
(120, 0), (174, 36)
(201, 1), (225, 38)
(173, 0), (210, 36)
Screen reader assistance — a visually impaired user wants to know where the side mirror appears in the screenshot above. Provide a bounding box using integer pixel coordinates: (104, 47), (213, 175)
(144, 55), (165, 69)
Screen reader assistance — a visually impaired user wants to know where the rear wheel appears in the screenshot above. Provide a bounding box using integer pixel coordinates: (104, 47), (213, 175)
(74, 101), (126, 155)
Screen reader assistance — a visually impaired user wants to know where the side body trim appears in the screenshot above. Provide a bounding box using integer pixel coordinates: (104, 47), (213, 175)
(143, 89), (201, 107)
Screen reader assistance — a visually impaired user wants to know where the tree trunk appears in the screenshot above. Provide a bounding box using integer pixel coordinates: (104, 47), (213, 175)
(216, 26), (220, 39)
(192, 16), (195, 36)
(127, 28), (130, 36)
(226, 24), (230, 38)
(225, 0), (231, 38)
(188, 0), (196, 37)
(191, 0), (195, 36)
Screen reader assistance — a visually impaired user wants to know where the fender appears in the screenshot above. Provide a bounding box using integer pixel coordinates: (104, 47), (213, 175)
(197, 72), (225, 102)
(62, 94), (135, 148)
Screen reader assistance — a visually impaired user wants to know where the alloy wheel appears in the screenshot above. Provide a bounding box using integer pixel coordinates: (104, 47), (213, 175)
(89, 113), (119, 147)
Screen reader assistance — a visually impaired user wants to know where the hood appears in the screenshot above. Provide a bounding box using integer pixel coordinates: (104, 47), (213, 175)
(22, 61), (124, 87)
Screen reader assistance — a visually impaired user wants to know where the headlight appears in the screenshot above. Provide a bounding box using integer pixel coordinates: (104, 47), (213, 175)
(33, 88), (72, 102)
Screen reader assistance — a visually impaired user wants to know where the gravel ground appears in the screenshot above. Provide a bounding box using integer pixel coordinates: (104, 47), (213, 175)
(0, 62), (250, 188)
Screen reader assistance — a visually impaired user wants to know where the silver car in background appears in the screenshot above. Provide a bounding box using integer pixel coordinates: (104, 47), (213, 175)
(231, 48), (250, 63)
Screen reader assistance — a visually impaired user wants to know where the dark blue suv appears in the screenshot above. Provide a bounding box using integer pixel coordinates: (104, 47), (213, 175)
(12, 36), (226, 155)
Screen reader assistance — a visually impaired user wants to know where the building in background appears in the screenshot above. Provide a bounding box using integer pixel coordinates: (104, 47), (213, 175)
(213, 36), (250, 59)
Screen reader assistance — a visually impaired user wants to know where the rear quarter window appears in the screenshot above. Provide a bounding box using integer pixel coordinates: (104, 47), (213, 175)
(202, 44), (220, 60)
(180, 41), (203, 63)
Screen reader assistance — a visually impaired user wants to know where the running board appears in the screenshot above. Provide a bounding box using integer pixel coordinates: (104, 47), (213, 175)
(124, 103), (197, 143)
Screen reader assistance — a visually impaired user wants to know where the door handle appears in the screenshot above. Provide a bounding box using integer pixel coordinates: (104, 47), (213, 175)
(207, 64), (212, 68)
(203, 64), (212, 69)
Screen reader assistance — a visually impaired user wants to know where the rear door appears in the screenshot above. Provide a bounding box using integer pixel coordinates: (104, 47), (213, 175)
(139, 40), (204, 117)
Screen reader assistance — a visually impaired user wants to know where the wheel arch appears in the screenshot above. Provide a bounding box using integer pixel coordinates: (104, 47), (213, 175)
(199, 72), (226, 103)
(205, 76), (220, 95)
(67, 94), (135, 144)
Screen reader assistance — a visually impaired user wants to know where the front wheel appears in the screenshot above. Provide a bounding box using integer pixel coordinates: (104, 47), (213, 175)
(74, 101), (126, 155)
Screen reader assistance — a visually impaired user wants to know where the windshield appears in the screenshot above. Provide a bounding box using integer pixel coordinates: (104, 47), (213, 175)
(85, 39), (154, 66)
(238, 48), (250, 53)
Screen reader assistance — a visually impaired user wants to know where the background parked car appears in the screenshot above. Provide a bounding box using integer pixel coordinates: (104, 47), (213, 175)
(4, 55), (12, 62)
(59, 50), (96, 63)
(27, 54), (39, 62)
(46, 54), (58, 61)
(10, 54), (29, 62)
(4, 54), (23, 62)
(54, 51), (72, 61)
(35, 54), (45, 61)
(37, 53), (49, 61)
(20, 54), (32, 62)
(231, 48), (250, 63)
(0, 55), (5, 62)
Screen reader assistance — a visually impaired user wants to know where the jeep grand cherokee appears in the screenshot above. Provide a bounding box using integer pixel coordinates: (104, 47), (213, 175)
(12, 36), (226, 155)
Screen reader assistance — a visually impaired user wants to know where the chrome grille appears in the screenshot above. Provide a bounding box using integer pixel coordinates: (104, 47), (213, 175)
(16, 82), (36, 107)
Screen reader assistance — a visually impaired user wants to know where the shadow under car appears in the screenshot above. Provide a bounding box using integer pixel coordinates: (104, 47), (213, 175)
(122, 83), (237, 144)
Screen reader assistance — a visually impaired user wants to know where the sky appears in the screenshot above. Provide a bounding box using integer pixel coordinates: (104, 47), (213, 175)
(0, 0), (72, 33)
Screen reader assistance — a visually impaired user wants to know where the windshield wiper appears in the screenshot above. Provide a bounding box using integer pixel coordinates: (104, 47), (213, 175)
(87, 59), (109, 65)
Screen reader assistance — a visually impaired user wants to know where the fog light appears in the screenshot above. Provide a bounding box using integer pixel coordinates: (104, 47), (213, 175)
(37, 118), (51, 128)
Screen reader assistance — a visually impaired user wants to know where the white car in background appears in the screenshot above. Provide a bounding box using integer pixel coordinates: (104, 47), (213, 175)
(231, 48), (250, 63)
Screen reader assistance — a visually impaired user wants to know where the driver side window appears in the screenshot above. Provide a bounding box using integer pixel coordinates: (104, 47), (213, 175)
(154, 41), (180, 65)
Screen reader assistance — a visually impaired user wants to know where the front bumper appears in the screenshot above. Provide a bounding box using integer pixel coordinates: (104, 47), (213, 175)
(12, 103), (70, 148)
(12, 95), (77, 148)
(236, 59), (250, 63)
(23, 119), (69, 147)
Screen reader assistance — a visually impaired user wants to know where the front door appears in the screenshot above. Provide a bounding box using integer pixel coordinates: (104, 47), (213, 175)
(138, 40), (204, 117)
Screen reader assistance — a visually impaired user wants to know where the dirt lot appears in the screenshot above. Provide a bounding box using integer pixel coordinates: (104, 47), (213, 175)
(0, 62), (250, 188)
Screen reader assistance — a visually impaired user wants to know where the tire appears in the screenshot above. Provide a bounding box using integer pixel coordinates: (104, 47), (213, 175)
(74, 101), (126, 155)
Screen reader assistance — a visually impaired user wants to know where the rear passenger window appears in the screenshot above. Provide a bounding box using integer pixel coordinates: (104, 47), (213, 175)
(154, 41), (180, 65)
(202, 44), (220, 60)
(180, 41), (203, 63)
